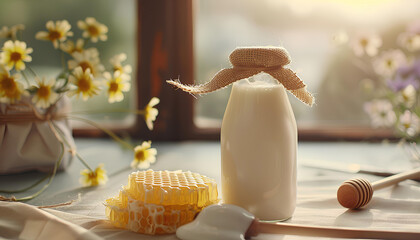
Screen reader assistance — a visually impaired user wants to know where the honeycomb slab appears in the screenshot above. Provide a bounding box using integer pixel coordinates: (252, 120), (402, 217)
(105, 170), (218, 234)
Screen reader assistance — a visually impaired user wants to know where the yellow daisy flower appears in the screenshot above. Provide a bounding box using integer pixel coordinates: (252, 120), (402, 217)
(68, 48), (104, 77)
(0, 66), (27, 103)
(80, 164), (108, 187)
(68, 66), (100, 101)
(77, 17), (108, 43)
(60, 38), (84, 54)
(103, 70), (131, 103)
(109, 53), (132, 77)
(0, 40), (33, 71)
(144, 97), (160, 130)
(35, 20), (73, 49)
(0, 24), (25, 39)
(32, 77), (59, 109)
(131, 141), (157, 169)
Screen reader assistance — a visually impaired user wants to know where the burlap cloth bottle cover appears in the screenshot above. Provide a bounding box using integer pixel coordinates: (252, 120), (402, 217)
(167, 47), (314, 106)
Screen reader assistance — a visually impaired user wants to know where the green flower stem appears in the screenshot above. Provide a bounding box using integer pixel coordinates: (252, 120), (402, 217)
(54, 70), (70, 93)
(0, 174), (49, 194)
(21, 70), (31, 86)
(0, 121), (66, 202)
(407, 142), (420, 162)
(67, 115), (135, 150)
(16, 138), (64, 202)
(27, 66), (38, 79)
(56, 71), (68, 79)
(14, 120), (70, 201)
(70, 109), (145, 115)
(50, 121), (93, 172)
(75, 152), (94, 172)
(61, 51), (66, 70)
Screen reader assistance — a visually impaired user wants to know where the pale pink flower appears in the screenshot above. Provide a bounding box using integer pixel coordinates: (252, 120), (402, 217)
(351, 33), (382, 57)
(398, 110), (420, 137)
(398, 32), (420, 52)
(364, 99), (396, 128)
(397, 85), (416, 108)
(331, 30), (348, 45)
(373, 49), (407, 77)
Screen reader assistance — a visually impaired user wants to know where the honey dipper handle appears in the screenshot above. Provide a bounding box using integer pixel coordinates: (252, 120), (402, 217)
(247, 220), (420, 240)
(371, 166), (420, 191)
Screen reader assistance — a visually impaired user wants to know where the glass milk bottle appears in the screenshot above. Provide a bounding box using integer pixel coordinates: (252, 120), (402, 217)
(221, 73), (297, 221)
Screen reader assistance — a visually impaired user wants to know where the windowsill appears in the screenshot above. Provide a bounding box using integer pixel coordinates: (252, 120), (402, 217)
(3, 139), (412, 204)
(0, 139), (419, 239)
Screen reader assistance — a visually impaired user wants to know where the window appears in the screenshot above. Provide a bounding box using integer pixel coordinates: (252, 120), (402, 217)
(133, 0), (419, 140)
(191, 0), (420, 140)
(7, 1), (416, 140)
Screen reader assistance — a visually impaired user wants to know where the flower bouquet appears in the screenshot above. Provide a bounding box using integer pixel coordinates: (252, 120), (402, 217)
(0, 18), (159, 201)
(344, 20), (420, 161)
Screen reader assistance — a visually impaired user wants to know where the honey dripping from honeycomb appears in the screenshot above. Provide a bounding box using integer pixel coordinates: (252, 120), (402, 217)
(105, 170), (218, 234)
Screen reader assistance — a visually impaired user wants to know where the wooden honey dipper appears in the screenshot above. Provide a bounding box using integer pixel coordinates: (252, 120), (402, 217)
(337, 166), (420, 209)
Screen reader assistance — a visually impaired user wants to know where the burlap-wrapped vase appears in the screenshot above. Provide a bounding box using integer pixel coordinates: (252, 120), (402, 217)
(0, 96), (74, 174)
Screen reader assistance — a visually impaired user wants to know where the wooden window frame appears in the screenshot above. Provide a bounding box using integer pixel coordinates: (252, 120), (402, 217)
(75, 0), (396, 142)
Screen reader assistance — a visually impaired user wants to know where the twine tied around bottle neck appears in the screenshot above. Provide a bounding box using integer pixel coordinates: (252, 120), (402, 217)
(0, 102), (65, 124)
(167, 47), (314, 106)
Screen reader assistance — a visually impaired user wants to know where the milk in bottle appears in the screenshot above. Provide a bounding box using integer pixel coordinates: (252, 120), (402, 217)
(221, 73), (297, 221)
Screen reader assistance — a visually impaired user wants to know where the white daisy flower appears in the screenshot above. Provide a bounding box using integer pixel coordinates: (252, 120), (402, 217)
(77, 17), (108, 43)
(0, 66), (27, 103)
(131, 141), (157, 169)
(0, 24), (25, 39)
(35, 20), (73, 49)
(60, 38), (84, 54)
(32, 77), (59, 109)
(109, 53), (132, 77)
(0, 40), (33, 71)
(68, 48), (104, 77)
(68, 66), (100, 101)
(103, 70), (131, 103)
(143, 97), (160, 130)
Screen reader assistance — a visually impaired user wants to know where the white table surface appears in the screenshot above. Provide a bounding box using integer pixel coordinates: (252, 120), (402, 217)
(1, 139), (420, 239)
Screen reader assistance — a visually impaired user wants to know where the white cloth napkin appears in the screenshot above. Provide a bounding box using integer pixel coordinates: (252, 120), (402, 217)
(0, 201), (101, 240)
(0, 201), (181, 240)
